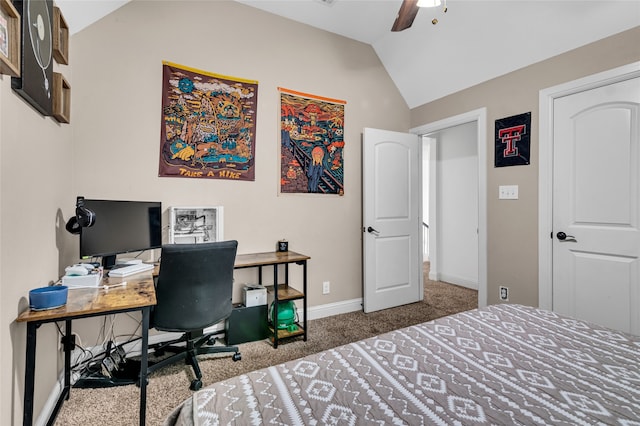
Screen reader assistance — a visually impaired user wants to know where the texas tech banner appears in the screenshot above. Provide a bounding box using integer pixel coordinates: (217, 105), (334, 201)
(159, 61), (259, 180)
(495, 112), (531, 167)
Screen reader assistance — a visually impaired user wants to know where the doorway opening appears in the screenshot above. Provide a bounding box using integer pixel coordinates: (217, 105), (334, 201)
(412, 108), (488, 307)
(423, 122), (478, 290)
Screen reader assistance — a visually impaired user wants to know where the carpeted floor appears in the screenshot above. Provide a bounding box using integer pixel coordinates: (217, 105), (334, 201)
(54, 263), (477, 425)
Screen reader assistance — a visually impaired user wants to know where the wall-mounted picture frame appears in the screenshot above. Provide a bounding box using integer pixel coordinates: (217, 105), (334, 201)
(0, 0), (20, 77)
(52, 72), (70, 123)
(52, 6), (68, 65)
(11, 0), (54, 116)
(169, 206), (224, 244)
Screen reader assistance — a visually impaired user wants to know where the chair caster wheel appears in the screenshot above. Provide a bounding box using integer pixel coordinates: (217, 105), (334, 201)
(232, 352), (241, 361)
(190, 379), (202, 391)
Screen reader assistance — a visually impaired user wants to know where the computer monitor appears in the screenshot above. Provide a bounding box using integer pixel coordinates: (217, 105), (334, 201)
(80, 199), (162, 268)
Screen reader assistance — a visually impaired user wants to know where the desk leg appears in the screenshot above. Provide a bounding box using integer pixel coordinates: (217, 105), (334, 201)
(302, 260), (308, 342)
(23, 322), (37, 426)
(63, 320), (72, 398)
(273, 265), (279, 349)
(139, 307), (150, 426)
(285, 264), (289, 288)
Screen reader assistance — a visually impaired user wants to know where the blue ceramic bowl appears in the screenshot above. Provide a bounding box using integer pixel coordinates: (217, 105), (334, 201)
(29, 286), (68, 311)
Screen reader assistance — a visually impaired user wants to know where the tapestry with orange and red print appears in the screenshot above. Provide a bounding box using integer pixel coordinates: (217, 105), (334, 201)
(159, 61), (259, 181)
(279, 87), (346, 194)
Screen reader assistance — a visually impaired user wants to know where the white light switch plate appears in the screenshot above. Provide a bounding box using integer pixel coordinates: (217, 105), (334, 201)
(499, 185), (519, 200)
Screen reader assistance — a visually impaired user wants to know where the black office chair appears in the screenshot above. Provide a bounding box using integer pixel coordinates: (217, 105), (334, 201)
(148, 241), (241, 390)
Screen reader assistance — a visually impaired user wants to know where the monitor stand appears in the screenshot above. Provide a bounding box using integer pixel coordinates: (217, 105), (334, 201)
(102, 255), (117, 269)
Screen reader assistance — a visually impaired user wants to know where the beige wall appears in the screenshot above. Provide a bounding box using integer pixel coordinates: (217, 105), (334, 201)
(411, 26), (640, 306)
(2, 1), (409, 423)
(1, 63), (75, 422)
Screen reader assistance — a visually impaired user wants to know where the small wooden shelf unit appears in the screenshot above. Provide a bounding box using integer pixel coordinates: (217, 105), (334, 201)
(234, 251), (309, 348)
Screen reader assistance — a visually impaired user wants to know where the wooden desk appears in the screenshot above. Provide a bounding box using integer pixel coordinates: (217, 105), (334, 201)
(16, 274), (156, 426)
(234, 251), (310, 348)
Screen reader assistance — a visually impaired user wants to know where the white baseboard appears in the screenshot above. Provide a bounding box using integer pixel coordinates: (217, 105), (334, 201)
(436, 273), (478, 290)
(36, 374), (62, 426)
(305, 298), (362, 320)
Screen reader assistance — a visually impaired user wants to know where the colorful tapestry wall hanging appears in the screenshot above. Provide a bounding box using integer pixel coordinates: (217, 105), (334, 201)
(495, 112), (531, 167)
(279, 87), (346, 194)
(159, 61), (258, 180)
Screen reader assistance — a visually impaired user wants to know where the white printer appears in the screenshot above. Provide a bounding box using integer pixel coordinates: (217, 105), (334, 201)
(243, 284), (267, 307)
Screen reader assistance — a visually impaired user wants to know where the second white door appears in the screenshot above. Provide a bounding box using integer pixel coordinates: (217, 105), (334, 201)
(553, 76), (640, 334)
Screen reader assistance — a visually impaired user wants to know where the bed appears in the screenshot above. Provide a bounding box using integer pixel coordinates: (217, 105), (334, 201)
(164, 304), (640, 425)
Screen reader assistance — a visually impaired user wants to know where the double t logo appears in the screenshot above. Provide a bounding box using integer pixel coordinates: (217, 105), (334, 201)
(498, 125), (526, 158)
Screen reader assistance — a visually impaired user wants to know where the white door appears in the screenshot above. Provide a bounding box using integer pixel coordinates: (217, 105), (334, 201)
(553, 76), (640, 334)
(363, 128), (422, 313)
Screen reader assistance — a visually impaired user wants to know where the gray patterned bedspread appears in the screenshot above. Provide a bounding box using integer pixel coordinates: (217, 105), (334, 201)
(164, 304), (640, 425)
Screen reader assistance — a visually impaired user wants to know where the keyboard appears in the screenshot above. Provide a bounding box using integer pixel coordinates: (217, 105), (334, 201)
(108, 263), (155, 277)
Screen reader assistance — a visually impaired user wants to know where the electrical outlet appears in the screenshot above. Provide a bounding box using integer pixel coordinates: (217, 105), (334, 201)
(499, 286), (509, 301)
(322, 281), (330, 294)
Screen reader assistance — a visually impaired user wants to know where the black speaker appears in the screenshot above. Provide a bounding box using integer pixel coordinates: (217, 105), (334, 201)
(65, 196), (96, 234)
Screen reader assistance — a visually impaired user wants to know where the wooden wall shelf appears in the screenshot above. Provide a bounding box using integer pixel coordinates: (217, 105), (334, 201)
(53, 72), (71, 123)
(0, 0), (20, 77)
(53, 6), (68, 65)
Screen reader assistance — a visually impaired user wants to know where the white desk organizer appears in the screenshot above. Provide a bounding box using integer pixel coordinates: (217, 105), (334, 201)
(62, 269), (103, 288)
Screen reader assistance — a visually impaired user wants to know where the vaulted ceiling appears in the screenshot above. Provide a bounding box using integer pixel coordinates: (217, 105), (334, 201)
(57, 0), (640, 108)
